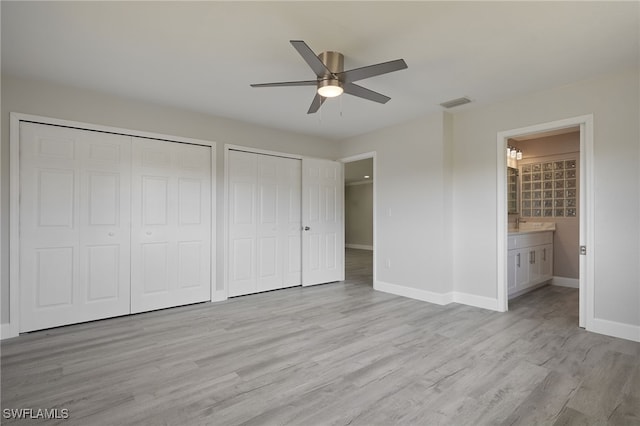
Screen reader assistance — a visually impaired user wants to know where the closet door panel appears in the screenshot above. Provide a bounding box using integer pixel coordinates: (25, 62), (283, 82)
(228, 151), (258, 297)
(19, 123), (131, 332)
(131, 137), (211, 313)
(282, 158), (302, 287)
(257, 155), (283, 292)
(227, 151), (302, 296)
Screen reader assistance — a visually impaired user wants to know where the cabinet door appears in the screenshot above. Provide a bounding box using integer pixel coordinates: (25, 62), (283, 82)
(515, 248), (530, 290)
(539, 244), (553, 280)
(528, 248), (541, 285)
(507, 250), (518, 295)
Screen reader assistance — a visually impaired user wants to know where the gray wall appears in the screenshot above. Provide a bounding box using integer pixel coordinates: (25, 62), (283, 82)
(1, 74), (339, 325)
(345, 183), (373, 248)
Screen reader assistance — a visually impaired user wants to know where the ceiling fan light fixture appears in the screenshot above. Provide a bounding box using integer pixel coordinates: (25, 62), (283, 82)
(250, 40), (407, 113)
(317, 79), (343, 98)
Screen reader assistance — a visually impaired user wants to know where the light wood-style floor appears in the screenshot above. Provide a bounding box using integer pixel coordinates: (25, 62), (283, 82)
(2, 249), (639, 425)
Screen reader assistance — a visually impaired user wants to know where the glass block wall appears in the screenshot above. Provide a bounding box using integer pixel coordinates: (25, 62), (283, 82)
(520, 159), (577, 217)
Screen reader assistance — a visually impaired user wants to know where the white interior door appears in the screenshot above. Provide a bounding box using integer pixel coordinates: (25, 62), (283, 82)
(302, 158), (344, 286)
(130, 137), (211, 313)
(19, 123), (131, 332)
(228, 150), (302, 297)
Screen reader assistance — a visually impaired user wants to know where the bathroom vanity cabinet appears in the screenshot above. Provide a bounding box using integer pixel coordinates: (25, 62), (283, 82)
(507, 230), (553, 298)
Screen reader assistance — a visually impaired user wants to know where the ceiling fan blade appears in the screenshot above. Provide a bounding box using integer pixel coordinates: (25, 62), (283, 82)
(307, 93), (326, 114)
(339, 59), (408, 83)
(250, 80), (317, 88)
(343, 82), (391, 104)
(290, 40), (333, 78)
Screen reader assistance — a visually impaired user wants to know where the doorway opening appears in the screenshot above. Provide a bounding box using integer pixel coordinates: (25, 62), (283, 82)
(508, 128), (580, 319)
(341, 153), (376, 288)
(497, 115), (593, 329)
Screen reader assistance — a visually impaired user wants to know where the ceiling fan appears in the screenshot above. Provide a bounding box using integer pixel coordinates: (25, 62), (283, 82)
(250, 40), (408, 114)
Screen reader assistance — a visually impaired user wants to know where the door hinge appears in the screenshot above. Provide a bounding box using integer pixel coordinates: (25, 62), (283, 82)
(579, 245), (587, 255)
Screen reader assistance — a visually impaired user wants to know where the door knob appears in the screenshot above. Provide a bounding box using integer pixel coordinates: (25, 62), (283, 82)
(108, 232), (115, 237)
(146, 231), (152, 236)
(304, 226), (310, 231)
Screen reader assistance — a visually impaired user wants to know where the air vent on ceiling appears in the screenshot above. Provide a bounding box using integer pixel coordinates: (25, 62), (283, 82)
(440, 97), (472, 109)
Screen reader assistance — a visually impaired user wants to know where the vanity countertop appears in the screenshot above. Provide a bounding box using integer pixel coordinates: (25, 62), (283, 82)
(508, 222), (556, 235)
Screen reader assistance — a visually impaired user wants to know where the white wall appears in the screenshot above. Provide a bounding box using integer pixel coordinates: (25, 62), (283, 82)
(0, 74), (339, 325)
(338, 113), (454, 299)
(452, 67), (639, 332)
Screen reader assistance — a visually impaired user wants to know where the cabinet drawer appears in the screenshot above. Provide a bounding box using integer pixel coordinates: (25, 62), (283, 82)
(508, 231), (553, 249)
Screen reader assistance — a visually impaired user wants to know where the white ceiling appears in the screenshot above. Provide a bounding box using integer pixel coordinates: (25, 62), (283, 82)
(2, 1), (638, 140)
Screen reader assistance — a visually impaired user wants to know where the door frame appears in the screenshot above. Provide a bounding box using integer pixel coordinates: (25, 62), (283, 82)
(340, 152), (377, 287)
(496, 115), (593, 329)
(6, 112), (217, 339)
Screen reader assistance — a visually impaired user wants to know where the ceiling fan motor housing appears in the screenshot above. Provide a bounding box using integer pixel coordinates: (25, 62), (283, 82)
(318, 51), (344, 76)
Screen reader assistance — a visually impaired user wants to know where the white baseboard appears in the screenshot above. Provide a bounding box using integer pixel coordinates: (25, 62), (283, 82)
(346, 244), (373, 251)
(373, 280), (500, 311)
(1, 322), (18, 340)
(374, 280), (453, 305)
(452, 292), (500, 311)
(588, 317), (640, 342)
(552, 276), (579, 288)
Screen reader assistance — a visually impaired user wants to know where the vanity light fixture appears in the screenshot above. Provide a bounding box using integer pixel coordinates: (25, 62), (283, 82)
(507, 146), (523, 161)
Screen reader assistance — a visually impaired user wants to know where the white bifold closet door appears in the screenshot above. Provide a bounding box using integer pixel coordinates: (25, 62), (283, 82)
(228, 150), (302, 297)
(19, 123), (132, 332)
(19, 123), (212, 332)
(130, 137), (211, 313)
